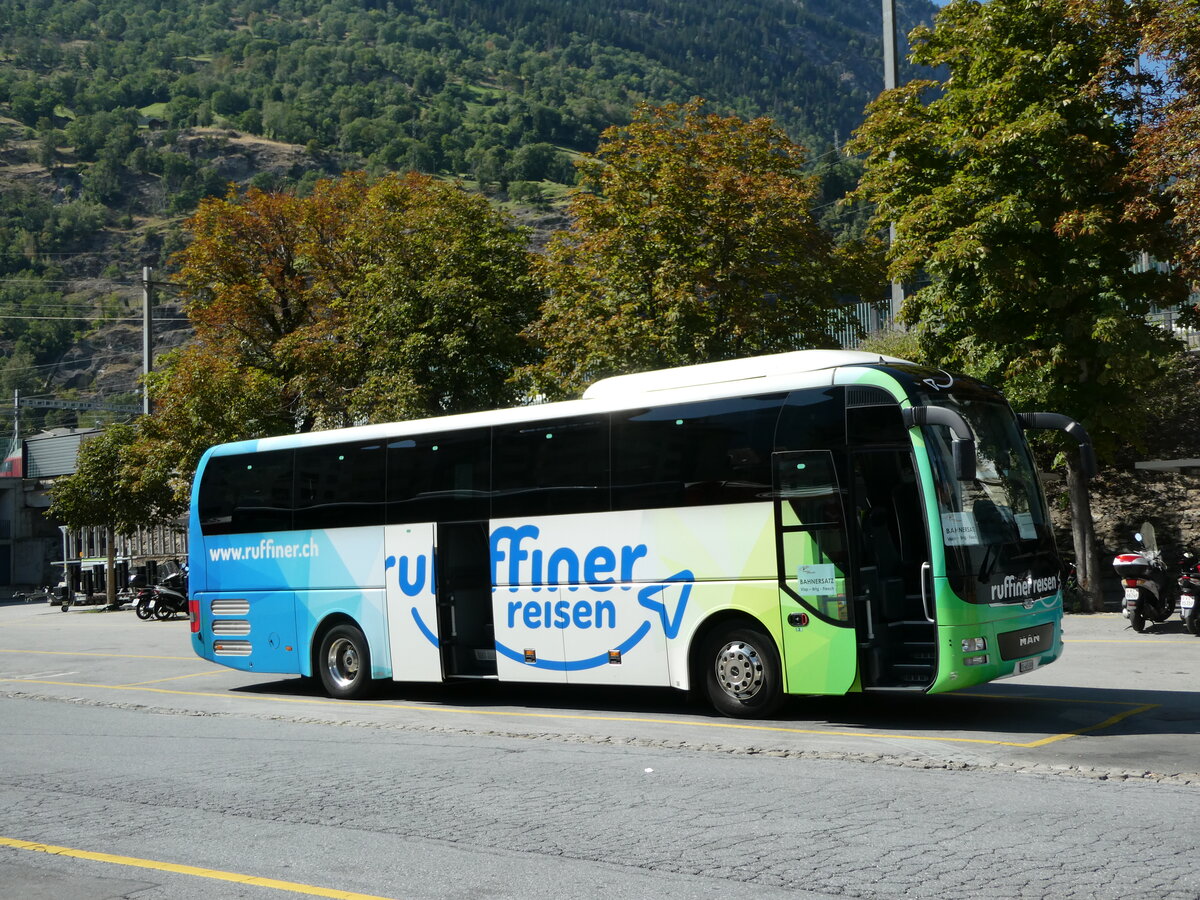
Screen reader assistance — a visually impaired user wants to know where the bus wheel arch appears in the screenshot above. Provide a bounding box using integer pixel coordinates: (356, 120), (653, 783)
(689, 612), (783, 719)
(312, 615), (375, 700)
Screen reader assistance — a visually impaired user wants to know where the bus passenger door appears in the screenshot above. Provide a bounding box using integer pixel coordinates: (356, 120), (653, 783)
(435, 521), (498, 678)
(385, 522), (442, 681)
(773, 451), (858, 694)
(850, 450), (936, 689)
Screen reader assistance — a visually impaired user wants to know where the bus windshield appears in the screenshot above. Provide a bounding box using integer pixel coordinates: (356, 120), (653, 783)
(895, 369), (1059, 605)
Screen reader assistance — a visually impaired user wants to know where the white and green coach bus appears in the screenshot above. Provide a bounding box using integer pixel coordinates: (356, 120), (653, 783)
(187, 350), (1093, 717)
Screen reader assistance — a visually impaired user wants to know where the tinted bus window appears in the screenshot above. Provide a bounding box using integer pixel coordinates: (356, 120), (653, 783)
(294, 441), (386, 530)
(613, 395), (784, 510)
(492, 416), (609, 518)
(198, 449), (294, 535)
(846, 386), (907, 445)
(775, 387), (845, 451)
(387, 428), (490, 523)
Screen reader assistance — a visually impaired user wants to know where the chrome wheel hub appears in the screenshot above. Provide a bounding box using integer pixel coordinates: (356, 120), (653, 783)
(714, 640), (765, 700)
(326, 637), (360, 689)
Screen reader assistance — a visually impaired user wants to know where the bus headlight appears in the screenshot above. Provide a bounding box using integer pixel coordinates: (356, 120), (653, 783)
(961, 637), (987, 652)
(963, 654), (989, 666)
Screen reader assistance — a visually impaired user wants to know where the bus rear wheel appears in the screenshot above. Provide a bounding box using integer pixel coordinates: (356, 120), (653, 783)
(704, 625), (782, 718)
(318, 623), (373, 700)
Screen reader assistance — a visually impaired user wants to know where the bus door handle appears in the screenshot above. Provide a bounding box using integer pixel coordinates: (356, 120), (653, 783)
(920, 562), (935, 624)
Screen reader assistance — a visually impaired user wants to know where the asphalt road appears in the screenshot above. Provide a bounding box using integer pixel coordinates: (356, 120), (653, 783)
(1, 600), (1198, 899)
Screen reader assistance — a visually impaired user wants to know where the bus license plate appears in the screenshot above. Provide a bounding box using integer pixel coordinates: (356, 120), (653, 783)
(1124, 588), (1140, 601)
(1017, 658), (1038, 674)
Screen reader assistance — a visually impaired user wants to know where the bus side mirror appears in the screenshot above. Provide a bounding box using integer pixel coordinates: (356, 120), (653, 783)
(1017, 413), (1097, 480)
(902, 406), (976, 482)
(952, 438), (976, 483)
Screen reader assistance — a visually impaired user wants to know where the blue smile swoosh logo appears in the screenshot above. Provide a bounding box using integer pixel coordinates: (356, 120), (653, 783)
(410, 570), (694, 671)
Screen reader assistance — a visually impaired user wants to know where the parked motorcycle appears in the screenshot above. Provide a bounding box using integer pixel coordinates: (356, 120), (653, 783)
(1178, 552), (1200, 637)
(151, 566), (189, 621)
(134, 587), (158, 621)
(1113, 522), (1176, 632)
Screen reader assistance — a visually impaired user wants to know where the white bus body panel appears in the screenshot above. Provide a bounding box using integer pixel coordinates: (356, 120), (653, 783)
(385, 522), (442, 682)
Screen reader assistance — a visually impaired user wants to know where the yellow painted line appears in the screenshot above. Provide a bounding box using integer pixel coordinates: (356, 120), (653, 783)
(956, 691), (1148, 708)
(1064, 639), (1200, 644)
(1021, 703), (1159, 748)
(0, 836), (397, 899)
(119, 671), (221, 687)
(0, 648), (197, 661)
(0, 677), (1147, 749)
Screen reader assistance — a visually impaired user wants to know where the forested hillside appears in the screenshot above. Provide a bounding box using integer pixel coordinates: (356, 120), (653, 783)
(0, 0), (937, 428)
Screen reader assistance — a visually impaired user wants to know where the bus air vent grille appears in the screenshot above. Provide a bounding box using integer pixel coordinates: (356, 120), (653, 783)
(212, 619), (251, 636)
(211, 598), (250, 616)
(213, 640), (252, 657)
(846, 386), (895, 408)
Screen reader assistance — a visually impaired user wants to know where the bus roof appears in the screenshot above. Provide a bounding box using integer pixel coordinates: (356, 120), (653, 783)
(205, 350), (912, 457)
(582, 350), (909, 400)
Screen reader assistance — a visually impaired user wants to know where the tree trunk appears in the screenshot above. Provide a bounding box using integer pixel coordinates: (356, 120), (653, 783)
(1067, 460), (1101, 613)
(106, 526), (118, 609)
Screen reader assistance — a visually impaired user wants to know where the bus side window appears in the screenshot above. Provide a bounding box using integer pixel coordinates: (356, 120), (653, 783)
(492, 416), (609, 518)
(612, 395), (784, 511)
(198, 450), (295, 536)
(846, 387), (907, 446)
(294, 441), (386, 530)
(387, 428), (490, 524)
(774, 387), (845, 452)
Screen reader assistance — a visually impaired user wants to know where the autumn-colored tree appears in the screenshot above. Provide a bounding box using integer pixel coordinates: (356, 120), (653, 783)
(147, 172), (538, 494)
(1086, 0), (1200, 286)
(527, 100), (857, 397)
(169, 174), (372, 435)
(847, 0), (1188, 609)
(49, 424), (178, 607)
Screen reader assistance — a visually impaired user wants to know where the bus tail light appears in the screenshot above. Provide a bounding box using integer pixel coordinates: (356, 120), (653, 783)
(188, 598), (200, 633)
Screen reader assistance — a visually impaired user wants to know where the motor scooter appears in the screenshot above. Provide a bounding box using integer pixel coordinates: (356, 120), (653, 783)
(1113, 522), (1176, 632)
(1177, 552), (1200, 637)
(134, 586), (158, 620)
(151, 565), (189, 621)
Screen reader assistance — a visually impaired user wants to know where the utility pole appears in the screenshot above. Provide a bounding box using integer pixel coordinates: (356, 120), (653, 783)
(142, 266), (153, 416)
(883, 0), (904, 325)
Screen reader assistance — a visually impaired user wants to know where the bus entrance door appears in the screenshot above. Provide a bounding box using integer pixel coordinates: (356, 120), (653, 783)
(850, 450), (936, 689)
(773, 451), (858, 695)
(435, 521), (498, 678)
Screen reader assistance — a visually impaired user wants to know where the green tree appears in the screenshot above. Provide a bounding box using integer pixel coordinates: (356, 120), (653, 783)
(847, 0), (1188, 609)
(148, 172), (536, 491)
(528, 100), (850, 397)
(48, 424), (179, 607)
(329, 173), (540, 422)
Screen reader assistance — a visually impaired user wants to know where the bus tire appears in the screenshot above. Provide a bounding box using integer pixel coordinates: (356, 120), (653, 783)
(703, 624), (782, 719)
(318, 623), (373, 700)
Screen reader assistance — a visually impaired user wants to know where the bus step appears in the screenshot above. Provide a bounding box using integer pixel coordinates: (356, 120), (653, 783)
(889, 663), (934, 684)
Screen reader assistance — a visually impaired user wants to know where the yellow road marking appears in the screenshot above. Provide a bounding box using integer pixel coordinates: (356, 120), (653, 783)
(0, 648), (197, 661)
(0, 677), (1152, 749)
(956, 691), (1149, 707)
(1065, 639), (1200, 644)
(1021, 703), (1159, 748)
(119, 671), (222, 687)
(0, 836), (397, 899)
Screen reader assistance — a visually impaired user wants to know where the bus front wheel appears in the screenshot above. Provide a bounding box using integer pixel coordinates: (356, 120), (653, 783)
(704, 625), (782, 719)
(318, 623), (373, 700)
